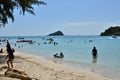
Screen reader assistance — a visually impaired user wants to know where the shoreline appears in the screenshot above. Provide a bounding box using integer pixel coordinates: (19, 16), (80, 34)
(0, 51), (115, 80)
(60, 59), (120, 80)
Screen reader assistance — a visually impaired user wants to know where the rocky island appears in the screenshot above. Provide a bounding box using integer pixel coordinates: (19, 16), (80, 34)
(100, 26), (120, 36)
(48, 31), (64, 36)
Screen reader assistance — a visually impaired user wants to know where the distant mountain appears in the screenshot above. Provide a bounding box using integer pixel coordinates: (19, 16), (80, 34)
(48, 31), (64, 36)
(100, 26), (120, 36)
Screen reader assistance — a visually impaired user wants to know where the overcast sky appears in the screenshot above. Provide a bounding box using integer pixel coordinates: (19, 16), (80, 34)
(0, 0), (120, 36)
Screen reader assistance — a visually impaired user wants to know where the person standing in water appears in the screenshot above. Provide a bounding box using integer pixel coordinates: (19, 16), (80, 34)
(92, 46), (98, 63)
(92, 46), (98, 58)
(5, 40), (15, 69)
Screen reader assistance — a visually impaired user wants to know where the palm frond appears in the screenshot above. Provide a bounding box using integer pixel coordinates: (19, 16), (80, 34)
(0, 0), (46, 26)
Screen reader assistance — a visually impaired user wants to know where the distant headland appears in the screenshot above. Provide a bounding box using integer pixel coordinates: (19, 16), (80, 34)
(48, 31), (64, 36)
(100, 26), (120, 36)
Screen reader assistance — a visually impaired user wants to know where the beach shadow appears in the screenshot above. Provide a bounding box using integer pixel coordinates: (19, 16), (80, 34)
(0, 66), (8, 77)
(0, 65), (38, 80)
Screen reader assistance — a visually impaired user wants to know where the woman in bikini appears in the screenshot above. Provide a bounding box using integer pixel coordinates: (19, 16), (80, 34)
(5, 40), (15, 69)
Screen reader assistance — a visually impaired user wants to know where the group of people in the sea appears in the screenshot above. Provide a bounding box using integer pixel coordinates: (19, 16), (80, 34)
(0, 39), (98, 70)
(53, 52), (64, 58)
(53, 46), (98, 63)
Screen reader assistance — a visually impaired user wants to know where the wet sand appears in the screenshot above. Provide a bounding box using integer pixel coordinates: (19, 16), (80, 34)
(0, 51), (115, 80)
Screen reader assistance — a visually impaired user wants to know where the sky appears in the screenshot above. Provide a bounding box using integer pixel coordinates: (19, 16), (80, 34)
(0, 0), (120, 36)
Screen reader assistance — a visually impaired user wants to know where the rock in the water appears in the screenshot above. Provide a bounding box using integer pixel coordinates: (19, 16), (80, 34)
(100, 26), (120, 36)
(48, 31), (64, 36)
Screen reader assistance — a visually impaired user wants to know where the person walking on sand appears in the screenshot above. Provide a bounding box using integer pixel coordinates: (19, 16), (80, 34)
(5, 40), (15, 69)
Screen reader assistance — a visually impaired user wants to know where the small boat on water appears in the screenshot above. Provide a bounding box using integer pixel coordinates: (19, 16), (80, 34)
(46, 38), (54, 41)
(112, 35), (117, 39)
(17, 37), (25, 39)
(17, 40), (32, 42)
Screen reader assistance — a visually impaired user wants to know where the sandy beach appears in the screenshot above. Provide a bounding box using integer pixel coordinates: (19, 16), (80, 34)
(0, 51), (115, 80)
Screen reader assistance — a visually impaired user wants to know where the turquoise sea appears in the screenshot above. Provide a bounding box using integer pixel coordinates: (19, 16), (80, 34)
(0, 36), (120, 79)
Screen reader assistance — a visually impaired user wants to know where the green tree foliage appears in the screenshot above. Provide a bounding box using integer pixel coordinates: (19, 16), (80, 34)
(0, 0), (46, 26)
(100, 26), (120, 36)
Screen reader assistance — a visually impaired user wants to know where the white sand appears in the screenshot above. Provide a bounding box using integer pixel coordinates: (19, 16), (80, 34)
(0, 51), (115, 80)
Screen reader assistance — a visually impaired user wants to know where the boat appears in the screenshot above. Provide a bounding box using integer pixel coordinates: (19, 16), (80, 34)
(17, 40), (32, 43)
(17, 37), (25, 39)
(112, 35), (117, 39)
(46, 38), (54, 41)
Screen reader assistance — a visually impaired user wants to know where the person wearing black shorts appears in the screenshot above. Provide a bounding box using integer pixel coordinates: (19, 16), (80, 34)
(5, 40), (15, 69)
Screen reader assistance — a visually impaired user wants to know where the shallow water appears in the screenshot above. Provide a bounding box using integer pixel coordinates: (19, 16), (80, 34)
(0, 35), (120, 79)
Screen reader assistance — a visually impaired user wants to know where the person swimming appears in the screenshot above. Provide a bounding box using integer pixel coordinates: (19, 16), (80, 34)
(53, 52), (64, 58)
